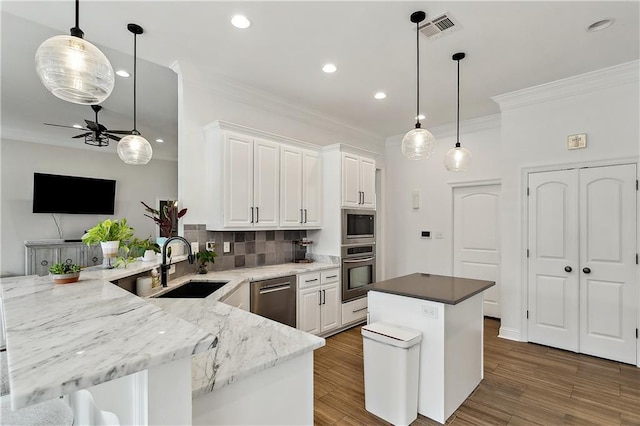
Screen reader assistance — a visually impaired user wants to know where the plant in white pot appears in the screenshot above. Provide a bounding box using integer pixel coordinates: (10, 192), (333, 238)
(49, 262), (81, 284)
(82, 219), (135, 268)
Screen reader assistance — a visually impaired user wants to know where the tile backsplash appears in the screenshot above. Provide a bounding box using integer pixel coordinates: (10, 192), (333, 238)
(184, 225), (307, 271)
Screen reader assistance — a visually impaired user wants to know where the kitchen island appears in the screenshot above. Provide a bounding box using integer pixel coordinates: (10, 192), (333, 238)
(368, 273), (495, 424)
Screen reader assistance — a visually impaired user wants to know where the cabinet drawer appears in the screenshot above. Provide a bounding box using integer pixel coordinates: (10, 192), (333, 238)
(342, 296), (368, 325)
(298, 272), (320, 289)
(321, 269), (340, 285)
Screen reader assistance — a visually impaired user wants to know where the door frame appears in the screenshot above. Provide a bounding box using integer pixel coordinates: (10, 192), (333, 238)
(520, 156), (639, 367)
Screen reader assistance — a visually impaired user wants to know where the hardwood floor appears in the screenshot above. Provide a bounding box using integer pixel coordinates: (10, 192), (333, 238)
(313, 318), (640, 425)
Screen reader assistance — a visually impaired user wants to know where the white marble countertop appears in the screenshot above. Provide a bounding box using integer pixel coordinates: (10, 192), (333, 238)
(0, 274), (217, 410)
(147, 262), (335, 397)
(80, 253), (188, 281)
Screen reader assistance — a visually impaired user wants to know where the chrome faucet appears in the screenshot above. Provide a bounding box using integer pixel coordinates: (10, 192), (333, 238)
(161, 236), (195, 287)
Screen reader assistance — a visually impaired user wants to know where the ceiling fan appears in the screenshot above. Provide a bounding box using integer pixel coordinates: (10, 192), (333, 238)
(44, 105), (133, 147)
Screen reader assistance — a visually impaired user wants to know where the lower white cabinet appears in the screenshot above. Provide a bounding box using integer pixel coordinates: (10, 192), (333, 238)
(297, 269), (340, 335)
(220, 281), (250, 311)
(341, 296), (368, 326)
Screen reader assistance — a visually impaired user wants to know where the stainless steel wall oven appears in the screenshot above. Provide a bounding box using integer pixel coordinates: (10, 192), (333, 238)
(341, 243), (376, 302)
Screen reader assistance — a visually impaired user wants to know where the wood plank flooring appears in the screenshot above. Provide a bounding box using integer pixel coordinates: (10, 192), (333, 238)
(313, 318), (640, 425)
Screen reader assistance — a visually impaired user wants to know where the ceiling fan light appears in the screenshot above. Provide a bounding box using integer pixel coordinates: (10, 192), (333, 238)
(35, 35), (114, 105)
(444, 146), (471, 171)
(117, 134), (153, 165)
(401, 127), (436, 160)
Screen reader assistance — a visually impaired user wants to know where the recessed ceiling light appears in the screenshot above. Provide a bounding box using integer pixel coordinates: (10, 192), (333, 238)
(587, 18), (615, 32)
(374, 92), (387, 100)
(72, 124), (83, 129)
(155, 139), (164, 143)
(116, 69), (130, 78)
(231, 15), (251, 29)
(415, 114), (426, 120)
(322, 63), (337, 73)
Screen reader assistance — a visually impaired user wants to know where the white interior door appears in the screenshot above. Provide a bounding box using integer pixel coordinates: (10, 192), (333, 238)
(453, 184), (501, 318)
(528, 170), (580, 352)
(579, 164), (637, 364)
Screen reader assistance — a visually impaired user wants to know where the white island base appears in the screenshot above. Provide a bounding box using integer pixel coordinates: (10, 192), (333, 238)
(368, 290), (484, 424)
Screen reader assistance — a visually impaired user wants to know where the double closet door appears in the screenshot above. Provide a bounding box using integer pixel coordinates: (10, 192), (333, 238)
(527, 164), (637, 364)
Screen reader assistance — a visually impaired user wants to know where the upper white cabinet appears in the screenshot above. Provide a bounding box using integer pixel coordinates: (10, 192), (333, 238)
(204, 121), (322, 230)
(342, 153), (375, 209)
(224, 132), (279, 228)
(280, 147), (322, 228)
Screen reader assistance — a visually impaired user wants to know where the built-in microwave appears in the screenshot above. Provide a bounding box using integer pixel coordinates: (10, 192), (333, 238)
(342, 209), (375, 245)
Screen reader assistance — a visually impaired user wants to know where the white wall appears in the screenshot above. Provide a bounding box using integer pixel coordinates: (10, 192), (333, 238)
(172, 61), (385, 226)
(0, 138), (178, 276)
(494, 61), (639, 341)
(384, 116), (502, 280)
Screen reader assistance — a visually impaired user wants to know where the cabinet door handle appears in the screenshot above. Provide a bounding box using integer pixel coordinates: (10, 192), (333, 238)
(353, 307), (368, 313)
(583, 267), (591, 274)
(256, 207), (259, 223)
(300, 209), (304, 224)
(250, 207), (254, 223)
(304, 209), (308, 224)
(322, 289), (326, 305)
(564, 266), (572, 273)
(306, 278), (319, 283)
(318, 290), (322, 306)
(326, 275), (337, 279)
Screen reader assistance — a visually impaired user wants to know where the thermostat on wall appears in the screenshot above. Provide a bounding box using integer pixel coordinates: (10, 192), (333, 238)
(567, 133), (587, 150)
(421, 231), (431, 239)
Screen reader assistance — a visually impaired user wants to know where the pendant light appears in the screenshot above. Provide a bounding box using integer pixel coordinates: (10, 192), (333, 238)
(444, 52), (471, 172)
(401, 11), (436, 160)
(117, 24), (153, 165)
(35, 0), (114, 105)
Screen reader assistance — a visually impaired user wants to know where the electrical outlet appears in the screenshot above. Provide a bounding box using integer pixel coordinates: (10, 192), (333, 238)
(422, 305), (438, 319)
(435, 232), (444, 239)
(223, 241), (231, 253)
(190, 242), (199, 254)
(168, 265), (176, 275)
(206, 241), (216, 251)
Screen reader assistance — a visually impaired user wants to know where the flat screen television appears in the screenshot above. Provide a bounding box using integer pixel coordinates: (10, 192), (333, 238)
(33, 173), (116, 214)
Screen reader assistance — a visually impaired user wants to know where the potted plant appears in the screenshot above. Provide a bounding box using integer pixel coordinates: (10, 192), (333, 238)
(127, 236), (161, 261)
(82, 219), (135, 268)
(196, 249), (217, 274)
(141, 201), (187, 239)
(49, 262), (81, 284)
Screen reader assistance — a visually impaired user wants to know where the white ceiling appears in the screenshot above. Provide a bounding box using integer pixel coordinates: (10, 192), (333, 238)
(2, 1), (639, 159)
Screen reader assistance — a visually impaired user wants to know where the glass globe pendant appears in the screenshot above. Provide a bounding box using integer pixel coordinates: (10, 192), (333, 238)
(117, 24), (152, 165)
(35, 0), (114, 105)
(402, 11), (435, 160)
(444, 52), (471, 172)
(444, 143), (471, 171)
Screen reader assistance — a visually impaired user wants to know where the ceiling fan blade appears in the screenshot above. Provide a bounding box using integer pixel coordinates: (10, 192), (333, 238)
(107, 130), (134, 135)
(72, 133), (91, 139)
(85, 120), (99, 131)
(44, 123), (86, 130)
(107, 134), (122, 142)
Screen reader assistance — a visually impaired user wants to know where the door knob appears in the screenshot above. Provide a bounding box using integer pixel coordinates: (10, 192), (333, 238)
(582, 267), (591, 274)
(564, 266), (572, 273)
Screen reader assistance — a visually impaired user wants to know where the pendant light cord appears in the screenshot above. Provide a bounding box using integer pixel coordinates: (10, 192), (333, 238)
(456, 58), (460, 147)
(70, 0), (84, 38)
(415, 20), (420, 128)
(133, 32), (138, 133)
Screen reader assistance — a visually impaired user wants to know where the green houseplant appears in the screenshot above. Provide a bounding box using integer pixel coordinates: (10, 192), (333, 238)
(49, 262), (81, 284)
(82, 219), (135, 268)
(141, 201), (187, 238)
(127, 236), (161, 260)
(196, 249), (217, 274)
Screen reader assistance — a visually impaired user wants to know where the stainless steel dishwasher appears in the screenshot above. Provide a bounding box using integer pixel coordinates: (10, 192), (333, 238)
(250, 275), (297, 327)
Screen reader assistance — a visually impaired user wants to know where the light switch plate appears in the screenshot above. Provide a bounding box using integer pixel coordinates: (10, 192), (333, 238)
(422, 305), (438, 319)
(190, 242), (199, 254)
(567, 133), (587, 150)
(412, 190), (420, 209)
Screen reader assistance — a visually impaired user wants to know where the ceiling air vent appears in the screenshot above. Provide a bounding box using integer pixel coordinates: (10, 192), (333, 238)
(419, 12), (461, 40)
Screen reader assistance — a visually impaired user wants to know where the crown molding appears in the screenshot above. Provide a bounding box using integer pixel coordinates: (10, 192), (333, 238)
(385, 113), (501, 146)
(203, 120), (319, 150)
(176, 64), (383, 144)
(492, 60), (639, 111)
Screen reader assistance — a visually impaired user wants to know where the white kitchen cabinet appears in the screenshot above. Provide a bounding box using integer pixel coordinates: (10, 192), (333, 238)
(297, 269), (340, 335)
(341, 296), (368, 325)
(220, 281), (250, 311)
(342, 153), (375, 209)
(224, 133), (279, 228)
(280, 147), (321, 228)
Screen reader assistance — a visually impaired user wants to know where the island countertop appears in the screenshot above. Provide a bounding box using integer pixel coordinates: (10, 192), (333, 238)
(370, 273), (495, 305)
(0, 275), (217, 410)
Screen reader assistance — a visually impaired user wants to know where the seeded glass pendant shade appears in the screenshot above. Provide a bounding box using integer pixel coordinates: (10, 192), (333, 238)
(402, 11), (435, 160)
(35, 0), (114, 105)
(117, 23), (152, 165)
(444, 52), (471, 172)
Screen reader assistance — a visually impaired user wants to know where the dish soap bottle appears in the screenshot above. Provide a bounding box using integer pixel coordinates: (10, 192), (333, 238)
(151, 268), (160, 288)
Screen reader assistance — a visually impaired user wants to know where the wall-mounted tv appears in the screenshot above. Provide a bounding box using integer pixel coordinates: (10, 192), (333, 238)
(33, 173), (116, 215)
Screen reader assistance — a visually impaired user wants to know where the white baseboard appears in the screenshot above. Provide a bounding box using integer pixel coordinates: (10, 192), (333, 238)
(498, 326), (522, 342)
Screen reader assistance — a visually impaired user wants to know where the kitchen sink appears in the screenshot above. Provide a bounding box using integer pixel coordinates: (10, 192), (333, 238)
(155, 280), (228, 298)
